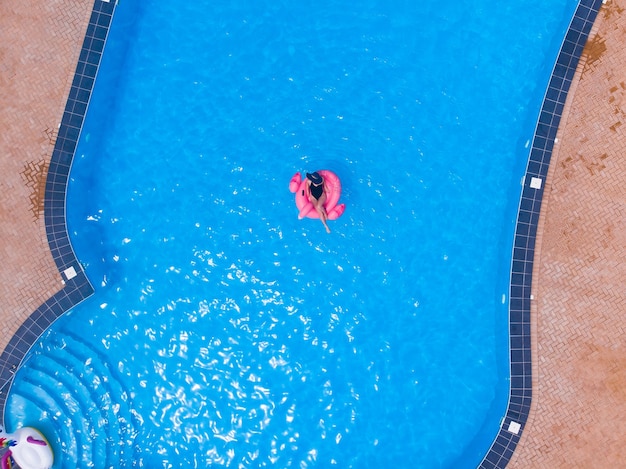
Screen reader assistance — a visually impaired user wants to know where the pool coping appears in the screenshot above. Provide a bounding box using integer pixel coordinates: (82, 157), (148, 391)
(0, 0), (115, 416)
(477, 1), (603, 467)
(0, 1), (603, 467)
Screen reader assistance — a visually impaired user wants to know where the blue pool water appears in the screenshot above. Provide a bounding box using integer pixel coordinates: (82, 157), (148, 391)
(8, 0), (576, 467)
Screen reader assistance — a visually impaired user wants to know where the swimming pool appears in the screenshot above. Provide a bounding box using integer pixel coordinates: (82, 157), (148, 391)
(6, 0), (578, 467)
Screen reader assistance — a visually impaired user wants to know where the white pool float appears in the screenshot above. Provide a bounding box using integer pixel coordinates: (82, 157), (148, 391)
(0, 427), (53, 469)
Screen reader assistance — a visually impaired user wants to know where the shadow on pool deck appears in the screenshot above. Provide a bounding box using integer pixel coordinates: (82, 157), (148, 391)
(1, 0), (625, 466)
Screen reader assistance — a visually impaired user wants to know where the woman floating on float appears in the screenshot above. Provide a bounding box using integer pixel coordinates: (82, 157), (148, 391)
(0, 427), (53, 469)
(289, 170), (345, 233)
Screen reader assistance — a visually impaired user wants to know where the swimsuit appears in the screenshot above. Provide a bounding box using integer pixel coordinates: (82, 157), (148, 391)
(310, 182), (324, 200)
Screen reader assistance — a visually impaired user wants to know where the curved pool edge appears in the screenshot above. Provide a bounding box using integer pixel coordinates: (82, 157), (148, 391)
(0, 0), (116, 423)
(0, 1), (603, 467)
(477, 1), (603, 468)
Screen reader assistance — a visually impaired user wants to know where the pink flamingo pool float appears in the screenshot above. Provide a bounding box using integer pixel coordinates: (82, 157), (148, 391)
(289, 170), (346, 220)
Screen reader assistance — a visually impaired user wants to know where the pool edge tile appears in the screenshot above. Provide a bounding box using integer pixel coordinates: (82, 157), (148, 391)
(477, 0), (603, 467)
(0, 0), (117, 423)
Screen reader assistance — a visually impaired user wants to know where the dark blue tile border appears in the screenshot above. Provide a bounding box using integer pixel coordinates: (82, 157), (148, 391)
(0, 0), (117, 421)
(0, 0), (604, 466)
(478, 1), (603, 467)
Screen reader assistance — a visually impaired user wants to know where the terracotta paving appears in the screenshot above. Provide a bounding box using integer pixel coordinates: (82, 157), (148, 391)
(0, 0), (624, 467)
(509, 1), (626, 467)
(0, 1), (92, 353)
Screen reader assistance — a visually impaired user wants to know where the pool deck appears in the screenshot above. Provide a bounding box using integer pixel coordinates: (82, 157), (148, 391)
(0, 0), (624, 466)
(509, 1), (626, 466)
(0, 0), (93, 373)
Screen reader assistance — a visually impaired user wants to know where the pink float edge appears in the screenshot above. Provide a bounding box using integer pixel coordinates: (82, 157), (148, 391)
(289, 170), (345, 220)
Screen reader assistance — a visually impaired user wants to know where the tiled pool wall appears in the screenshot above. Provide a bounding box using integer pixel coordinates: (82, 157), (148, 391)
(0, 1), (603, 467)
(0, 0), (115, 417)
(478, 0), (603, 467)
